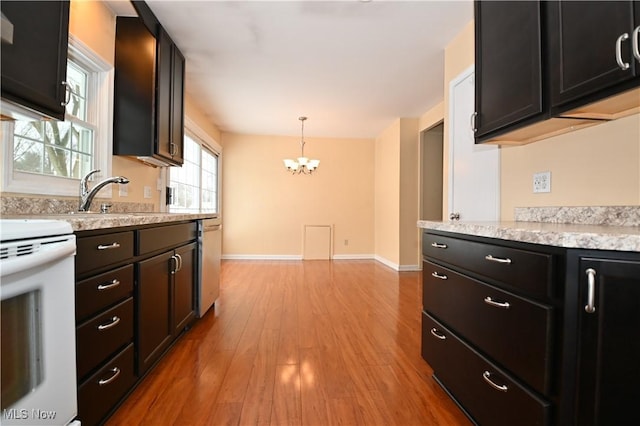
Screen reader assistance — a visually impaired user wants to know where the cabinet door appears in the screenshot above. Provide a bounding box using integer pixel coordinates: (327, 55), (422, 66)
(155, 26), (173, 162)
(0, 1), (69, 119)
(574, 255), (640, 425)
(155, 27), (184, 165)
(474, 1), (543, 138)
(113, 17), (156, 157)
(137, 251), (173, 375)
(548, 1), (637, 111)
(173, 243), (196, 335)
(170, 45), (185, 165)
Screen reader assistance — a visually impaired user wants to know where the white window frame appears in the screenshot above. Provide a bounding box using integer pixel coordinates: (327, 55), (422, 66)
(167, 116), (222, 215)
(1, 35), (114, 197)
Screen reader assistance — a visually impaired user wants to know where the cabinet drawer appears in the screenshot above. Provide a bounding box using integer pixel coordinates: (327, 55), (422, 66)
(76, 264), (134, 322)
(423, 260), (553, 395)
(422, 312), (550, 426)
(78, 343), (136, 426)
(76, 298), (134, 380)
(423, 233), (553, 298)
(137, 222), (196, 256)
(76, 231), (134, 275)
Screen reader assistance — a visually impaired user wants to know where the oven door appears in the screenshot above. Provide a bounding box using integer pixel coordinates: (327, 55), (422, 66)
(1, 234), (78, 425)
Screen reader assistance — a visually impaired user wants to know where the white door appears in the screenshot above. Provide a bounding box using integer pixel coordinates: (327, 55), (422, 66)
(448, 66), (500, 222)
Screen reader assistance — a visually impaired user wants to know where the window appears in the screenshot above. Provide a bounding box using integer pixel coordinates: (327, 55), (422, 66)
(13, 59), (95, 179)
(1, 36), (113, 196)
(168, 123), (220, 214)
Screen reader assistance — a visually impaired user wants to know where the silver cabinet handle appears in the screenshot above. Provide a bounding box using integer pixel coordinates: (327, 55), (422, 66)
(585, 268), (597, 314)
(175, 253), (183, 272)
(632, 26), (640, 62)
(97, 316), (121, 331)
(449, 212), (460, 221)
(170, 142), (177, 156)
(430, 328), (446, 340)
(61, 81), (72, 106)
(484, 296), (510, 309)
(97, 242), (121, 250)
(482, 371), (508, 392)
(470, 112), (478, 133)
(98, 367), (121, 386)
(170, 255), (178, 275)
(431, 242), (447, 249)
(431, 272), (448, 280)
(485, 254), (512, 264)
(616, 33), (630, 70)
(97, 279), (121, 291)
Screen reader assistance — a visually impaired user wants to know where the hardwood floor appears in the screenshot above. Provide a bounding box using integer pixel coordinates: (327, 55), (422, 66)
(106, 260), (470, 426)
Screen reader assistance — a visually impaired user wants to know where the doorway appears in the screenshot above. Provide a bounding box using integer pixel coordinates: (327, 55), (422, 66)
(420, 122), (444, 221)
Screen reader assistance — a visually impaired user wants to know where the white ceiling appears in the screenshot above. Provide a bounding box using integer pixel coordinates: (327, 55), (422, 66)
(118, 0), (473, 139)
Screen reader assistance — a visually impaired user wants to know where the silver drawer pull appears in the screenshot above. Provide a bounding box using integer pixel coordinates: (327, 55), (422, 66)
(97, 242), (121, 250)
(585, 268), (597, 314)
(616, 33), (630, 70)
(485, 254), (511, 264)
(97, 279), (121, 291)
(431, 242), (447, 249)
(98, 367), (121, 386)
(482, 371), (508, 392)
(484, 296), (510, 309)
(97, 316), (121, 331)
(431, 272), (448, 280)
(430, 328), (446, 340)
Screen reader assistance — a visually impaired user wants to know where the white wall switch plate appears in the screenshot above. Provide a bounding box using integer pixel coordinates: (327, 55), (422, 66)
(119, 183), (128, 197)
(533, 171), (551, 193)
(143, 186), (152, 199)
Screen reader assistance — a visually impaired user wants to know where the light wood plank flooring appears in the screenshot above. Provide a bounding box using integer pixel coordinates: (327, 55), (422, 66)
(106, 260), (470, 426)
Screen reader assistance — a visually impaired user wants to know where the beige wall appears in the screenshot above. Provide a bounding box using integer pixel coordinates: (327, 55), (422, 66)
(441, 19), (640, 220)
(373, 118), (421, 269)
(399, 118), (420, 267)
(221, 132), (374, 258)
(374, 120), (401, 265)
(501, 114), (640, 219)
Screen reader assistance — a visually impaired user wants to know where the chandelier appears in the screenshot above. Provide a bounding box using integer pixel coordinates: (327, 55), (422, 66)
(283, 116), (320, 174)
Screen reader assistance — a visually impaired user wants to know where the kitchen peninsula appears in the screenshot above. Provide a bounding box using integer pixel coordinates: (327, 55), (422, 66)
(418, 206), (640, 425)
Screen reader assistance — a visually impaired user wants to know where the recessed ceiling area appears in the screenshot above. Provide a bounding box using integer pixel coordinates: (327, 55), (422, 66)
(135, 1), (473, 138)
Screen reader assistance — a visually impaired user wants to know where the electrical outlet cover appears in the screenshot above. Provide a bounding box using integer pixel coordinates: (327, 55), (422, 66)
(533, 171), (551, 193)
(143, 186), (152, 199)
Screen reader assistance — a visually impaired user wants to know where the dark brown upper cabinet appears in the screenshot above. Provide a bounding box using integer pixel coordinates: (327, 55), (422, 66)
(548, 1), (640, 116)
(156, 27), (184, 165)
(113, 9), (184, 166)
(474, 0), (640, 145)
(1, 0), (70, 120)
(474, 1), (545, 139)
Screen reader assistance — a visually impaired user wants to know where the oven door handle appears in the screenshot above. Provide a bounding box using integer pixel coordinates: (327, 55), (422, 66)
(0, 237), (76, 278)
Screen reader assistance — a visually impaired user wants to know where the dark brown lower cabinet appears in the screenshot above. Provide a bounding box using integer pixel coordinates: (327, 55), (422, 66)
(173, 242), (196, 335)
(137, 241), (197, 375)
(137, 251), (174, 375)
(565, 251), (640, 426)
(421, 230), (562, 426)
(78, 344), (136, 426)
(422, 313), (550, 426)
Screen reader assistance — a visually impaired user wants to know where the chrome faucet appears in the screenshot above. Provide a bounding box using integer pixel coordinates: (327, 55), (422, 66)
(79, 169), (129, 212)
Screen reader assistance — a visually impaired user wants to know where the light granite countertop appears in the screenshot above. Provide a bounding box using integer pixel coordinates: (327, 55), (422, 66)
(2, 212), (218, 232)
(417, 220), (640, 252)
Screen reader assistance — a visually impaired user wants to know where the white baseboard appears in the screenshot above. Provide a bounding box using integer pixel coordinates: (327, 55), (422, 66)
(221, 254), (420, 271)
(221, 254), (303, 261)
(331, 254), (375, 260)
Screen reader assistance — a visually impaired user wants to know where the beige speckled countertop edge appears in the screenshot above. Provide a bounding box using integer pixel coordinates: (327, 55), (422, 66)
(417, 220), (640, 252)
(2, 213), (219, 232)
